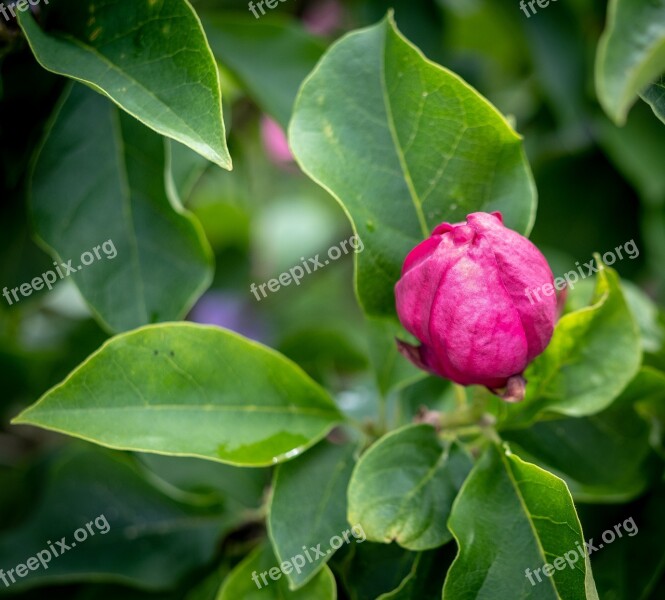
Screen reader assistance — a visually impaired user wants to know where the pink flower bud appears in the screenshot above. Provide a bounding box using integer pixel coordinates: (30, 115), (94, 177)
(261, 116), (293, 164)
(394, 212), (556, 400)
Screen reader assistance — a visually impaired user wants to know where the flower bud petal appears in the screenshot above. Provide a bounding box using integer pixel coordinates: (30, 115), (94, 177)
(395, 211), (557, 396)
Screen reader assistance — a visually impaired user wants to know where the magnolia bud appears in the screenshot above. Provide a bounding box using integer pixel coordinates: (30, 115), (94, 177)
(395, 212), (556, 401)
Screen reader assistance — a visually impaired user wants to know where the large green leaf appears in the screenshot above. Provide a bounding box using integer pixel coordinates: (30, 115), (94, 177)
(443, 444), (598, 600)
(268, 440), (357, 589)
(216, 542), (336, 600)
(640, 75), (665, 124)
(0, 445), (236, 590)
(202, 14), (325, 129)
(18, 0), (231, 168)
(30, 84), (213, 333)
(13, 323), (343, 467)
(595, 0), (665, 124)
(504, 401), (658, 503)
(347, 424), (472, 551)
(289, 13), (536, 317)
(494, 267), (641, 426)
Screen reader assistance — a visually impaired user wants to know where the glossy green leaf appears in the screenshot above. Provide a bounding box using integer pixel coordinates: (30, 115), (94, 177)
(443, 444), (598, 600)
(290, 13), (536, 317)
(0, 445), (236, 590)
(640, 75), (665, 124)
(562, 277), (663, 355)
(13, 323), (343, 467)
(504, 401), (659, 503)
(202, 14), (325, 128)
(216, 542), (336, 600)
(268, 440), (357, 589)
(348, 424), (472, 551)
(18, 0), (231, 168)
(30, 84), (214, 333)
(595, 0), (665, 124)
(496, 267), (641, 426)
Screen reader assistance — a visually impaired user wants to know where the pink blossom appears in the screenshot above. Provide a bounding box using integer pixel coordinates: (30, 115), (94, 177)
(395, 212), (556, 401)
(261, 116), (293, 164)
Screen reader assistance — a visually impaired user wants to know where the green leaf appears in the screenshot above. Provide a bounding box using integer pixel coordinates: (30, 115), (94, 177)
(138, 453), (269, 510)
(13, 323), (343, 467)
(18, 0), (231, 168)
(596, 101), (665, 206)
(366, 318), (424, 397)
(339, 542), (417, 600)
(621, 280), (664, 354)
(202, 14), (326, 129)
(503, 401), (659, 503)
(217, 542), (336, 600)
(268, 440), (357, 589)
(443, 444), (597, 600)
(640, 75), (665, 124)
(376, 547), (454, 600)
(0, 445), (236, 590)
(29, 84), (214, 333)
(277, 328), (368, 384)
(595, 0), (665, 125)
(169, 140), (211, 203)
(289, 13), (536, 318)
(586, 484), (665, 600)
(623, 366), (665, 406)
(348, 424), (472, 551)
(630, 367), (665, 456)
(496, 266), (641, 426)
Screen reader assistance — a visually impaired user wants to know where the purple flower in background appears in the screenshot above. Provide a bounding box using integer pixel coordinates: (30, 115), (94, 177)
(188, 292), (266, 342)
(303, 0), (344, 36)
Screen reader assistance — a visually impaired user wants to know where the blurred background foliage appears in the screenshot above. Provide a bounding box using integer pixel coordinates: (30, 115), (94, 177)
(0, 0), (663, 598)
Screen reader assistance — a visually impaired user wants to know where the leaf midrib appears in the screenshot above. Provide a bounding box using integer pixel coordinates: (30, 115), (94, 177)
(500, 450), (566, 600)
(378, 24), (429, 239)
(110, 106), (150, 323)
